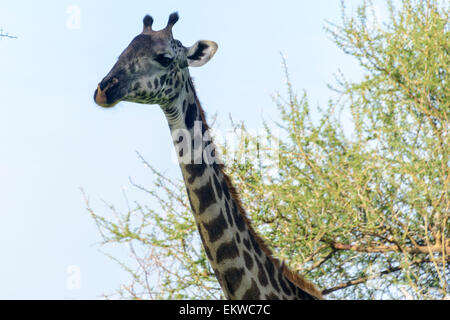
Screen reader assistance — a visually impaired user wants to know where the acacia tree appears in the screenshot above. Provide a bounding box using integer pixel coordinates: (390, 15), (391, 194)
(86, 0), (449, 299)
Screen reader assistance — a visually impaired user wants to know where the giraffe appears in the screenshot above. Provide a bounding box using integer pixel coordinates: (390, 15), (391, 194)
(94, 12), (323, 300)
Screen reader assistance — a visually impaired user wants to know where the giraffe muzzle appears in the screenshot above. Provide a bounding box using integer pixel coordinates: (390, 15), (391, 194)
(94, 78), (119, 108)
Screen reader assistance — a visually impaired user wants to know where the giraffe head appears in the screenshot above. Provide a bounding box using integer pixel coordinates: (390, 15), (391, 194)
(94, 12), (217, 108)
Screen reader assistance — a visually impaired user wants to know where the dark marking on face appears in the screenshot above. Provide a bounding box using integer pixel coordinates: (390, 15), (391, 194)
(160, 75), (167, 87)
(242, 279), (261, 300)
(223, 267), (245, 296)
(185, 103), (198, 129)
(147, 81), (153, 89)
(216, 239), (239, 264)
(133, 82), (141, 90)
(165, 88), (173, 95)
(182, 99), (187, 113)
(129, 62), (137, 73)
(243, 251), (254, 270)
(154, 77), (159, 89)
(203, 210), (228, 243)
(193, 178), (216, 214)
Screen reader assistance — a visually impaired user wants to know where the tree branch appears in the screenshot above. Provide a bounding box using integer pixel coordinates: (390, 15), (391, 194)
(322, 258), (432, 296)
(331, 241), (449, 255)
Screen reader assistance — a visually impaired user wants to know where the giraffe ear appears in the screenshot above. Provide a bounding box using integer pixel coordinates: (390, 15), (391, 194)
(187, 40), (218, 67)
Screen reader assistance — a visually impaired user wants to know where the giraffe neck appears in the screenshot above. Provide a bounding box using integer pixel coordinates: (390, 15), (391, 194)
(162, 77), (322, 300)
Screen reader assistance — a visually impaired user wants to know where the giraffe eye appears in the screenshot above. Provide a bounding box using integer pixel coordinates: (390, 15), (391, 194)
(155, 54), (173, 67)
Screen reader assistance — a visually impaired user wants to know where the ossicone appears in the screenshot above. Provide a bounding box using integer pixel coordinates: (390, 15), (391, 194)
(166, 12), (179, 29)
(143, 15), (153, 28)
(143, 14), (154, 33)
(142, 12), (179, 35)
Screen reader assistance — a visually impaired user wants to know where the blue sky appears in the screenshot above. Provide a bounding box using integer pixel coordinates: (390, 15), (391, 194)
(0, 1), (384, 299)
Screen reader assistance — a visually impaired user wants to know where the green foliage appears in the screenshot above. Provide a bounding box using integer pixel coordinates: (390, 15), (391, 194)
(87, 0), (449, 299)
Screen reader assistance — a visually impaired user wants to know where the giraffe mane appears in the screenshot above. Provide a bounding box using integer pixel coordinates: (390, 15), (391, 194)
(189, 77), (323, 300)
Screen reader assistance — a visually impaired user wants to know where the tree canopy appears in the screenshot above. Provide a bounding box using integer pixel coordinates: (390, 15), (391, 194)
(87, 0), (449, 300)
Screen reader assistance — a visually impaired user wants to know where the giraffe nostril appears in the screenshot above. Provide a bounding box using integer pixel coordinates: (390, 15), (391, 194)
(98, 81), (108, 92)
(99, 77), (119, 92)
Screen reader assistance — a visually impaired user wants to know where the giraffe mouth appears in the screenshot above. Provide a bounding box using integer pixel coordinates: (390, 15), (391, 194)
(94, 78), (121, 108)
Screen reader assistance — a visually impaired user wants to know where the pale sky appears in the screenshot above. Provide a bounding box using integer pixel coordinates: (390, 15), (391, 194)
(0, 0), (381, 299)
